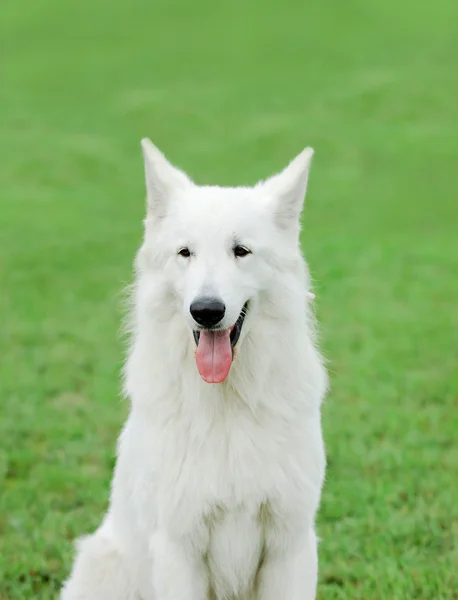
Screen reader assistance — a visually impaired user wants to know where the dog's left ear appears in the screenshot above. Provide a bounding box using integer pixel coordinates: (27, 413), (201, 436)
(261, 148), (314, 236)
(141, 138), (192, 220)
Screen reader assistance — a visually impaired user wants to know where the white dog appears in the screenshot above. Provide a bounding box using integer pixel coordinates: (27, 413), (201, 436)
(61, 140), (327, 600)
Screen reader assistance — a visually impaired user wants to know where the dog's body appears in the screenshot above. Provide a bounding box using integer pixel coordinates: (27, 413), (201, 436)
(61, 141), (327, 600)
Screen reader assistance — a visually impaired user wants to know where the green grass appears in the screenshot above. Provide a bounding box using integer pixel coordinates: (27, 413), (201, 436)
(1, 0), (457, 598)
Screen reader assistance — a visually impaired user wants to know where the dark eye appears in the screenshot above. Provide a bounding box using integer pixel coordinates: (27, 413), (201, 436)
(234, 245), (251, 258)
(178, 247), (191, 258)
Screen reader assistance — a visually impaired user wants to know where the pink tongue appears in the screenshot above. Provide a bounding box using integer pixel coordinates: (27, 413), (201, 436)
(195, 329), (233, 383)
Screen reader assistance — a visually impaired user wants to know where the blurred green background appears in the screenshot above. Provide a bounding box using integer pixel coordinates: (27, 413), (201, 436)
(1, 0), (457, 598)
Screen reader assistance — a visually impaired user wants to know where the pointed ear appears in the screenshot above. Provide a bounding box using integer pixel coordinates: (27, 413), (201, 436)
(262, 147), (314, 234)
(141, 138), (192, 219)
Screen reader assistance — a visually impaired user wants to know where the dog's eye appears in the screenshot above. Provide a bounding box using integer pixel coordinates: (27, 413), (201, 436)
(234, 246), (251, 258)
(178, 247), (191, 258)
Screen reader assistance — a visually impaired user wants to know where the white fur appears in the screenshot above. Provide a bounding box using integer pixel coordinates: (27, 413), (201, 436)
(61, 140), (327, 600)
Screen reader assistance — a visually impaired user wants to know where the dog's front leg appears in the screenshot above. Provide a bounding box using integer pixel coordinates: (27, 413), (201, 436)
(257, 528), (318, 600)
(150, 530), (209, 600)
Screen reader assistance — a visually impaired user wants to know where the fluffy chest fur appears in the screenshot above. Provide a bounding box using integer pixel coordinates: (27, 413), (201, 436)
(113, 374), (325, 598)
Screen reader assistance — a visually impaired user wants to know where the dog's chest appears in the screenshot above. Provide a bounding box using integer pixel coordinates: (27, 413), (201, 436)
(152, 406), (281, 596)
(205, 503), (263, 598)
(156, 402), (295, 524)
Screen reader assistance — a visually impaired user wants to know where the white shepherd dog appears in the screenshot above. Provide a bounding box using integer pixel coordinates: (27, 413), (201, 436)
(61, 139), (328, 600)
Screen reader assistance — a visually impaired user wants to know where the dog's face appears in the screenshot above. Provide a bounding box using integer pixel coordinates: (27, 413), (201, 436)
(139, 139), (313, 383)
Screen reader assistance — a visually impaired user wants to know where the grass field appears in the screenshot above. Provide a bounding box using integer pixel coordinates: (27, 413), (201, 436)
(1, 0), (458, 598)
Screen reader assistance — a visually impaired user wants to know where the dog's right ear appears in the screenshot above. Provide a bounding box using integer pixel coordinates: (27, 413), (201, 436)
(260, 147), (314, 238)
(141, 139), (192, 219)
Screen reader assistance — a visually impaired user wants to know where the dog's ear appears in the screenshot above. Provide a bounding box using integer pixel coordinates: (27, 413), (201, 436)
(141, 138), (192, 219)
(262, 148), (314, 236)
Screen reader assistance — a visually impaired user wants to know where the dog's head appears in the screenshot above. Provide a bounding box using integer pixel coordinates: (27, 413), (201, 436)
(137, 139), (314, 384)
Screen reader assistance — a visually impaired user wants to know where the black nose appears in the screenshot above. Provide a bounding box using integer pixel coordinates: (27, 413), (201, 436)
(190, 298), (226, 328)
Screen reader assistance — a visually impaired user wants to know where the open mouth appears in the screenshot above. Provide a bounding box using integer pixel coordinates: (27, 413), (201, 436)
(192, 302), (248, 384)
